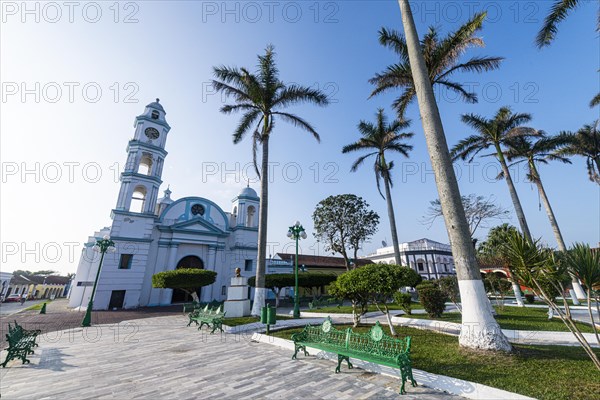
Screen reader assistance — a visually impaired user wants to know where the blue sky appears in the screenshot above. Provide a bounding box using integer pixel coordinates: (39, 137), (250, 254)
(1, 1), (599, 274)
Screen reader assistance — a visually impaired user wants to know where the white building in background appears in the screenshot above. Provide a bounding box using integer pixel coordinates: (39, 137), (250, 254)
(69, 100), (259, 310)
(364, 238), (455, 281)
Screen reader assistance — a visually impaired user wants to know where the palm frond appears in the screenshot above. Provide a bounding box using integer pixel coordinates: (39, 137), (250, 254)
(271, 111), (321, 142)
(536, 0), (580, 48)
(233, 110), (262, 144)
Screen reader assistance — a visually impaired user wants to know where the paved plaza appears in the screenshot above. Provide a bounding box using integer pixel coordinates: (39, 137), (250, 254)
(0, 315), (458, 399)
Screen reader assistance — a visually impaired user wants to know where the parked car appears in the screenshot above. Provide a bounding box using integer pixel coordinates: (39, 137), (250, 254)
(3, 294), (23, 303)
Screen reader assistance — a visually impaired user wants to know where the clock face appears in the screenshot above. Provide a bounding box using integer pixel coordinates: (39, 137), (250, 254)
(145, 127), (160, 140)
(191, 204), (205, 216)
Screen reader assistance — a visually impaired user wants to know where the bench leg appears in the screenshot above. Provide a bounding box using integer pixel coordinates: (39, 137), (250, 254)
(398, 358), (417, 395)
(292, 343), (308, 360)
(198, 321), (208, 331)
(335, 355), (352, 373)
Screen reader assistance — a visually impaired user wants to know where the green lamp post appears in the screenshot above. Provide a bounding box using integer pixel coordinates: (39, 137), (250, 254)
(81, 235), (116, 327)
(287, 221), (307, 319)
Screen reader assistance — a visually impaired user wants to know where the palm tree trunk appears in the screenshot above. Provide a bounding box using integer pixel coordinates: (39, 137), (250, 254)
(383, 172), (402, 265)
(495, 146), (532, 242)
(531, 163), (586, 300)
(397, 0), (511, 352)
(250, 132), (270, 316)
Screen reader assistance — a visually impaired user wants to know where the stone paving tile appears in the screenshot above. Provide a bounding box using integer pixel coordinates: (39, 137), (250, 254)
(1, 314), (459, 399)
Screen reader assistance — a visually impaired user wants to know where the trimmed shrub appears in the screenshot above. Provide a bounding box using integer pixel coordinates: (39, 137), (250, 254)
(416, 282), (447, 318)
(524, 294), (535, 304)
(394, 292), (413, 315)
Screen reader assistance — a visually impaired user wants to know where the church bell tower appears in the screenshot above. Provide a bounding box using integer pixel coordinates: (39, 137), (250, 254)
(115, 99), (171, 214)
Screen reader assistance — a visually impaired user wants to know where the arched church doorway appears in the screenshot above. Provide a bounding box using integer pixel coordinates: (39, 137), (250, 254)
(171, 255), (204, 304)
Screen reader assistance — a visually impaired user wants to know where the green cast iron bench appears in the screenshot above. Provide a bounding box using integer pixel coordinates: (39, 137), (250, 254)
(291, 317), (417, 394)
(187, 305), (226, 334)
(2, 322), (41, 368)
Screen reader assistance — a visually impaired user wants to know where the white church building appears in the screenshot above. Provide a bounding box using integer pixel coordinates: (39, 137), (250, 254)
(69, 100), (259, 310)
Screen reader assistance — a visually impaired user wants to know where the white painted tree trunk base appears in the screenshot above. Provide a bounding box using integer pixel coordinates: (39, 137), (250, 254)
(250, 287), (268, 316)
(512, 282), (525, 307)
(569, 289), (581, 306)
(572, 281), (587, 301)
(458, 280), (512, 352)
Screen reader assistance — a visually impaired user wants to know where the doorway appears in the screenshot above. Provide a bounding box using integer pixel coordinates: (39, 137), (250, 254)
(108, 290), (126, 309)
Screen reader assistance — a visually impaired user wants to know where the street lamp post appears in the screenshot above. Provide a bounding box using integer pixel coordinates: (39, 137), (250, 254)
(81, 235), (115, 327)
(287, 221), (307, 319)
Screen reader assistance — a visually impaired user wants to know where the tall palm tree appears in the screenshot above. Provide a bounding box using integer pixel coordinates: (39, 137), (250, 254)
(503, 134), (588, 301)
(451, 107), (536, 242)
(558, 121), (600, 185)
(395, 0), (511, 352)
(342, 109), (414, 265)
(212, 45), (329, 316)
(370, 11), (503, 116)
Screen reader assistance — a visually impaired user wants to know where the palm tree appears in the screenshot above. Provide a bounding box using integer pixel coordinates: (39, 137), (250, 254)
(558, 121), (600, 185)
(395, 0), (511, 352)
(451, 107), (536, 242)
(212, 45), (329, 316)
(370, 11), (503, 117)
(342, 109), (413, 265)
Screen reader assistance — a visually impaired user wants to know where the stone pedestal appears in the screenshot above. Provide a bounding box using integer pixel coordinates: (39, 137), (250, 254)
(223, 276), (251, 317)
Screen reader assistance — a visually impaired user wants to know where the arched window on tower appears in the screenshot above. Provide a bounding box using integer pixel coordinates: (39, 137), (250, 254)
(151, 110), (160, 120)
(246, 205), (255, 227)
(138, 153), (153, 176)
(130, 186), (147, 213)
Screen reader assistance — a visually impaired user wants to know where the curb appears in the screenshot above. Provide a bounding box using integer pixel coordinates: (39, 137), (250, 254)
(251, 333), (535, 400)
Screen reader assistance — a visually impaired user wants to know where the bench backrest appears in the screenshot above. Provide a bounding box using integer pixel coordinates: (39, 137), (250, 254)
(346, 322), (410, 357)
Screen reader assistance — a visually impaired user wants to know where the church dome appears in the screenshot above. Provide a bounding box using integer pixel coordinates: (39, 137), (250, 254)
(239, 186), (258, 198)
(146, 98), (165, 112)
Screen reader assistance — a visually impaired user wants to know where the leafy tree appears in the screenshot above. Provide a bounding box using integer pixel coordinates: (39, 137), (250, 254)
(416, 282), (447, 318)
(477, 223), (526, 306)
(12, 270), (33, 277)
(503, 232), (600, 369)
(423, 194), (510, 240)
(298, 273), (337, 300)
(312, 194), (379, 270)
(328, 264), (414, 333)
(342, 109), (413, 265)
(394, 0), (511, 352)
(452, 106), (537, 242)
(564, 243), (600, 344)
(483, 273), (512, 308)
(152, 269), (217, 303)
(32, 270), (57, 276)
(370, 12), (503, 117)
(394, 292), (413, 315)
(557, 121), (600, 185)
(247, 273), (337, 307)
(212, 45), (329, 316)
(436, 276), (461, 313)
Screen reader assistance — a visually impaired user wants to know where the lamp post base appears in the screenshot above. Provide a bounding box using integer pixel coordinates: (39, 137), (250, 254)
(81, 300), (94, 327)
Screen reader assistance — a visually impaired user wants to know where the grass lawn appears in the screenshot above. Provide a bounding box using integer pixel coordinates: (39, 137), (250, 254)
(223, 315), (293, 327)
(272, 324), (600, 400)
(403, 306), (596, 333)
(311, 302), (424, 314)
(24, 301), (51, 311)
